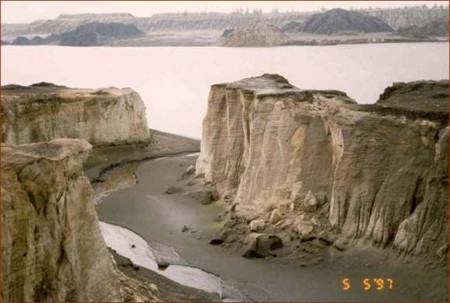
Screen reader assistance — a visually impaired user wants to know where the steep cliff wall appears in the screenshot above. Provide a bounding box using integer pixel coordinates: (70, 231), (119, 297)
(1, 139), (157, 302)
(196, 74), (448, 258)
(2, 83), (150, 146)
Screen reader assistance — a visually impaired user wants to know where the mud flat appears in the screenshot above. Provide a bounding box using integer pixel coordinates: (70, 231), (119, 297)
(96, 152), (447, 302)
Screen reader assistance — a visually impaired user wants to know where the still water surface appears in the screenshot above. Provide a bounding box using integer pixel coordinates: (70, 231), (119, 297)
(1, 43), (448, 138)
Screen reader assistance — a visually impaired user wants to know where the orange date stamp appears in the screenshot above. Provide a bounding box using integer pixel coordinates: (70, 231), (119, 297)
(342, 278), (394, 291)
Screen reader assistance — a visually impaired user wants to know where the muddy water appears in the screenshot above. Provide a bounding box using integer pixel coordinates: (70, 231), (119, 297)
(96, 154), (447, 302)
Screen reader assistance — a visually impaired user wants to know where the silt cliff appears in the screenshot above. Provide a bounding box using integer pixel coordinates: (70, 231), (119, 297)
(196, 74), (448, 259)
(1, 139), (157, 301)
(1, 83), (151, 146)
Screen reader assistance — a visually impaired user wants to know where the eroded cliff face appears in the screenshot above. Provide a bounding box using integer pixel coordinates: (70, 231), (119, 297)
(196, 74), (448, 259)
(1, 83), (151, 146)
(1, 139), (157, 302)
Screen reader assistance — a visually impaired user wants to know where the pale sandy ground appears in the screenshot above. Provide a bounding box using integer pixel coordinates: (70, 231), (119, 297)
(95, 151), (448, 302)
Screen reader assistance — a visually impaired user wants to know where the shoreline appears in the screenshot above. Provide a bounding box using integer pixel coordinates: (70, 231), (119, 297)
(3, 39), (449, 48)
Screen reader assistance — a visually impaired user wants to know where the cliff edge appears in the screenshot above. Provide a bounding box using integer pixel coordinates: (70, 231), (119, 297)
(1, 139), (158, 301)
(1, 83), (151, 146)
(196, 74), (448, 261)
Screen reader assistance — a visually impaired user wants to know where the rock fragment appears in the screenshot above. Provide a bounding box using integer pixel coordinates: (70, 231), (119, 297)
(333, 238), (350, 251)
(165, 186), (182, 194)
(303, 190), (318, 213)
(242, 233), (283, 258)
(269, 209), (282, 223)
(249, 219), (265, 232)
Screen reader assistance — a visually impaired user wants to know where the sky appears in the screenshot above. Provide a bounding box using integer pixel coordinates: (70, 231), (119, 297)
(2, 1), (448, 23)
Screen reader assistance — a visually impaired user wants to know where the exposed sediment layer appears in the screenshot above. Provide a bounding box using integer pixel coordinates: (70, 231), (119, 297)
(1, 83), (151, 146)
(196, 74), (448, 259)
(1, 139), (159, 301)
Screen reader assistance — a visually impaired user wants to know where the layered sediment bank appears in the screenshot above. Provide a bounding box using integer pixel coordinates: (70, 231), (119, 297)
(196, 74), (448, 260)
(1, 139), (158, 301)
(2, 83), (151, 146)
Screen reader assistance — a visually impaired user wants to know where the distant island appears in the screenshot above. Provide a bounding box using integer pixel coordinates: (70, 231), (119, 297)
(2, 7), (448, 46)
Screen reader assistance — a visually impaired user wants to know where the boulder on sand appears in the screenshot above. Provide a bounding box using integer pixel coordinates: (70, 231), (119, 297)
(302, 190), (318, 213)
(242, 233), (283, 258)
(181, 165), (196, 179)
(164, 186), (182, 194)
(249, 219), (265, 232)
(185, 190), (212, 205)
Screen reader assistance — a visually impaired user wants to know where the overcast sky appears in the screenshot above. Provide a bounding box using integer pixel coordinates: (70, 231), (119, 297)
(2, 1), (448, 23)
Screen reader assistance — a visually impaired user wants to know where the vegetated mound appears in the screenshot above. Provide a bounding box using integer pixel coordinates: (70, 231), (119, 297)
(58, 22), (144, 46)
(281, 21), (303, 32)
(301, 8), (394, 34)
(376, 80), (449, 113)
(9, 22), (145, 46)
(221, 28), (235, 37)
(11, 36), (35, 45)
(221, 22), (288, 47)
(10, 36), (49, 46)
(396, 19), (449, 38)
(2, 82), (68, 92)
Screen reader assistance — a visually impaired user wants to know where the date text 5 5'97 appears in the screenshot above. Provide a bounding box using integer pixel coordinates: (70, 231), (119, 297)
(342, 278), (394, 291)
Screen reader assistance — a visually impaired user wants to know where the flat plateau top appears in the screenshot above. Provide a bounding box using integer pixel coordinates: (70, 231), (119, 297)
(216, 74), (448, 116)
(2, 138), (92, 172)
(1, 82), (135, 104)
